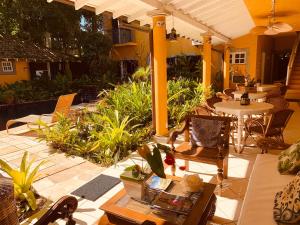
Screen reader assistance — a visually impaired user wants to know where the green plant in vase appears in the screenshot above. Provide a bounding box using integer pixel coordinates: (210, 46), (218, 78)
(121, 144), (167, 200)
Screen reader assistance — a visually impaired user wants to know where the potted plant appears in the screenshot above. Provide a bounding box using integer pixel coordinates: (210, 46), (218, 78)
(120, 144), (166, 201)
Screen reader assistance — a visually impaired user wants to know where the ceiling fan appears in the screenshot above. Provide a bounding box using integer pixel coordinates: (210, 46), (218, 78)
(250, 0), (293, 35)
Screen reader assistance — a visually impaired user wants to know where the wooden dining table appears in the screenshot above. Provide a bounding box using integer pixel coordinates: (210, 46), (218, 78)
(214, 101), (274, 153)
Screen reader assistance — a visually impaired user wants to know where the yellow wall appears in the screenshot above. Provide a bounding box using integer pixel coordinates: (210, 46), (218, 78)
(167, 37), (201, 57)
(111, 28), (150, 66)
(0, 60), (30, 85)
(112, 29), (201, 66)
(229, 33), (258, 79)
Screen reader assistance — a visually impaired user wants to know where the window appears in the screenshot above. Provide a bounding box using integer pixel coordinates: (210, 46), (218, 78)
(2, 61), (13, 72)
(230, 52), (246, 65)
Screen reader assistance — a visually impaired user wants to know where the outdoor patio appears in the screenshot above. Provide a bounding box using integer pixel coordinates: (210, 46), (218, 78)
(1, 102), (299, 225)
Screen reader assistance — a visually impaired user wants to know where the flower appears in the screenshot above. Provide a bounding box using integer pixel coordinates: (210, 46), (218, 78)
(179, 166), (186, 171)
(164, 153), (175, 165)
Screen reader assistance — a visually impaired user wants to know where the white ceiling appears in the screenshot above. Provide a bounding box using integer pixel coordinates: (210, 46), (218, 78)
(50, 0), (255, 44)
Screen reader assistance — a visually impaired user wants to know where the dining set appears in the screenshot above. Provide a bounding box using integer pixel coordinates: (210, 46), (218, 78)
(199, 84), (293, 154)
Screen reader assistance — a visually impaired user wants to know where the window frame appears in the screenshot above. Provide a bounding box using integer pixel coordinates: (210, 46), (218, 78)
(230, 51), (246, 65)
(1, 61), (14, 72)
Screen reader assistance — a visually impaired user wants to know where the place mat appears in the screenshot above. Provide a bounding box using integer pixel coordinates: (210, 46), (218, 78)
(71, 174), (120, 201)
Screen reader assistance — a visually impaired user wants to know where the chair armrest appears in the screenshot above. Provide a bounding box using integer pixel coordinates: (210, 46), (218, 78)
(167, 120), (188, 149)
(33, 195), (78, 225)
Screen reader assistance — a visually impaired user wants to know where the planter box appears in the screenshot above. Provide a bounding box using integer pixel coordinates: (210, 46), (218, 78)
(120, 171), (151, 201)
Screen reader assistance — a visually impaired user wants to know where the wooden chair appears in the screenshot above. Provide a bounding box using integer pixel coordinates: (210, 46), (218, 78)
(243, 109), (294, 151)
(6, 93), (77, 133)
(223, 88), (235, 99)
(168, 115), (231, 186)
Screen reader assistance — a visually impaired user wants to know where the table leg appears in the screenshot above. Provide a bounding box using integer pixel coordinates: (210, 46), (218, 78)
(237, 115), (244, 153)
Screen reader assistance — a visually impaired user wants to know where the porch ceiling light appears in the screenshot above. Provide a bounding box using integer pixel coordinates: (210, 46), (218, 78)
(168, 12), (177, 42)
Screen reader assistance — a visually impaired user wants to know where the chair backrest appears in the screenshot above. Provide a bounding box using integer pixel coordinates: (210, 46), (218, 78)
(194, 106), (212, 116)
(223, 88), (235, 98)
(266, 109), (294, 134)
(183, 115), (231, 148)
(52, 93), (77, 123)
(0, 176), (19, 225)
(205, 95), (222, 110)
(266, 96), (289, 113)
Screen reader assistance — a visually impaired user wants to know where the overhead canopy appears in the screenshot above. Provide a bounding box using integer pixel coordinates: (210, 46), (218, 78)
(50, 0), (255, 44)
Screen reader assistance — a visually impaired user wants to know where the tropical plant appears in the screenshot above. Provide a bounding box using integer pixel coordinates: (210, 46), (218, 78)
(131, 66), (150, 82)
(137, 144), (166, 178)
(0, 152), (45, 211)
(167, 55), (202, 80)
(91, 110), (140, 165)
(37, 114), (77, 151)
(98, 81), (152, 126)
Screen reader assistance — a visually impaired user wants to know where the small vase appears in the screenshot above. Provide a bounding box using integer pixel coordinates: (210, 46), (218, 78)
(120, 171), (151, 201)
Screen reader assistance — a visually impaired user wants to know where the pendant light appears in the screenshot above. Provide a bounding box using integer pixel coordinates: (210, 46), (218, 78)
(168, 12), (177, 41)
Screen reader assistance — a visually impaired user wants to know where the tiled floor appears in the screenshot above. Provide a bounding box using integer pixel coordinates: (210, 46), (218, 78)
(1, 102), (299, 225)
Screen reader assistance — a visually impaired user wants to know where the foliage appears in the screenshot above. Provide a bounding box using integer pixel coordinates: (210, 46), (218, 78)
(211, 71), (224, 92)
(168, 78), (211, 126)
(80, 32), (118, 85)
(138, 144), (167, 178)
(0, 152), (45, 211)
(131, 66), (150, 82)
(167, 55), (202, 80)
(98, 81), (152, 127)
(37, 114), (78, 151)
(0, 73), (100, 104)
(39, 78), (210, 166)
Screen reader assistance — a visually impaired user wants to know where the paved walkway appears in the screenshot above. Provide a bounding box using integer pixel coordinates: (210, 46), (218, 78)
(0, 102), (299, 225)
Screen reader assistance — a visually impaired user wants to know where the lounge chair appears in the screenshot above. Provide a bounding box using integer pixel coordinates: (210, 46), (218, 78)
(6, 93), (77, 133)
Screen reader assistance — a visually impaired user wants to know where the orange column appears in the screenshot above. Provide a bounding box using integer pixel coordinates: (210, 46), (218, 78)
(152, 15), (168, 136)
(202, 34), (212, 86)
(223, 43), (231, 89)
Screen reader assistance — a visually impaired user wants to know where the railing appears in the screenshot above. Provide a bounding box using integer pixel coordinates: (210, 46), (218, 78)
(112, 28), (135, 44)
(286, 32), (300, 86)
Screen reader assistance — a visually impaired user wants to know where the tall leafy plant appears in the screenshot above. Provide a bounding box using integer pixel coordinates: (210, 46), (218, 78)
(0, 152), (45, 210)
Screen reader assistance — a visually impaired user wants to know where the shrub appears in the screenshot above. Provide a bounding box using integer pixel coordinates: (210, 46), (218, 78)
(39, 78), (210, 166)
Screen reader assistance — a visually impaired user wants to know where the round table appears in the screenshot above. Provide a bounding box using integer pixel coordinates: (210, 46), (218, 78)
(214, 101), (274, 153)
(233, 91), (267, 101)
(257, 84), (280, 92)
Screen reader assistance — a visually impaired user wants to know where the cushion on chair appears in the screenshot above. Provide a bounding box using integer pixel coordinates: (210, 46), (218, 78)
(174, 142), (228, 160)
(190, 117), (223, 148)
(273, 172), (300, 224)
(278, 140), (300, 175)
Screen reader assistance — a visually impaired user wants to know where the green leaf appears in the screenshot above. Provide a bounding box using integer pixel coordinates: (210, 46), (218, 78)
(20, 151), (28, 173)
(0, 159), (14, 177)
(26, 160), (45, 187)
(22, 190), (37, 211)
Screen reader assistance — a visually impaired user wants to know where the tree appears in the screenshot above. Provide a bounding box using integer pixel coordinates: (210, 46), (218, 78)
(80, 32), (118, 84)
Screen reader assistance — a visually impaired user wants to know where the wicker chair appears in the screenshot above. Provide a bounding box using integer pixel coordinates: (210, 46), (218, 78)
(194, 105), (213, 116)
(168, 115), (231, 186)
(266, 96), (289, 113)
(0, 176), (78, 225)
(243, 109), (294, 152)
(223, 88), (235, 99)
(204, 95), (222, 114)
